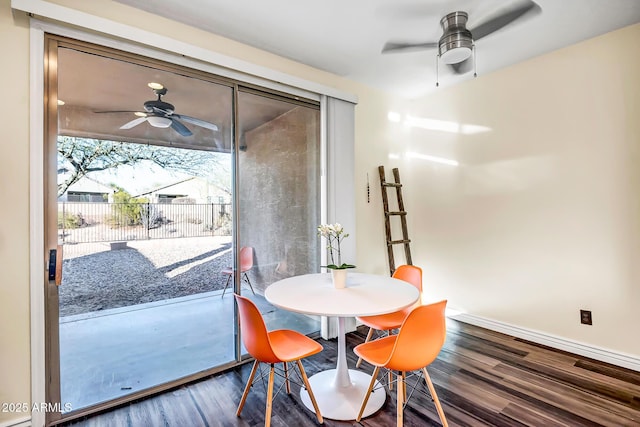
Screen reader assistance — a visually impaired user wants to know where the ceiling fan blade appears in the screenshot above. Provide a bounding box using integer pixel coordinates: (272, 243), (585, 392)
(170, 118), (193, 137)
(95, 110), (142, 114)
(120, 117), (147, 130)
(471, 1), (541, 41)
(151, 106), (173, 115)
(382, 41), (438, 54)
(172, 114), (219, 131)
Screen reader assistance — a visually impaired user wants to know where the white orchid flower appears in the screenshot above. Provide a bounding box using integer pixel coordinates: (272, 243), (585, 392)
(317, 222), (354, 270)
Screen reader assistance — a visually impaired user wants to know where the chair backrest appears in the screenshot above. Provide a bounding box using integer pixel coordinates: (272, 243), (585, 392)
(392, 264), (422, 292)
(240, 246), (254, 271)
(234, 294), (280, 363)
(385, 300), (447, 372)
(393, 265), (423, 313)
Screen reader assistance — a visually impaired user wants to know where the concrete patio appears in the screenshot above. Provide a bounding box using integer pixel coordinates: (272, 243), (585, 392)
(59, 289), (320, 412)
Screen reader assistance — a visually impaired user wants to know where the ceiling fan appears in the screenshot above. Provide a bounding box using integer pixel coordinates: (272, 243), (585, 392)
(382, 1), (541, 76)
(97, 84), (219, 137)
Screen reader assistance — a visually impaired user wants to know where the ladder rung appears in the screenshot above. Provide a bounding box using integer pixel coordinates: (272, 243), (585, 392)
(382, 182), (402, 188)
(385, 211), (407, 216)
(388, 239), (411, 245)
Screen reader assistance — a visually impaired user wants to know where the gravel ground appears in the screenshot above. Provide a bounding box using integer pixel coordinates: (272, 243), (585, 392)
(59, 236), (233, 317)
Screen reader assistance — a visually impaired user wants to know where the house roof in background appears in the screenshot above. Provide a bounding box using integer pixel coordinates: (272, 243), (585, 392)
(62, 175), (115, 194)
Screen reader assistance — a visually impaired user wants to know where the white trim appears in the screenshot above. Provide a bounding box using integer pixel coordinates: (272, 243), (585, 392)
(319, 95), (330, 339)
(0, 416), (31, 427)
(451, 312), (640, 372)
(29, 22), (46, 427)
(321, 98), (357, 340)
(11, 0), (357, 104)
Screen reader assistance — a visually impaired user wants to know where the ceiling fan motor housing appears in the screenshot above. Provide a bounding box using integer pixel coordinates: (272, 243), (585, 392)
(143, 99), (175, 114)
(438, 11), (474, 64)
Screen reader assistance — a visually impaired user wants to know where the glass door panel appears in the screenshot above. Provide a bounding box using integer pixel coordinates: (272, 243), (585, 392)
(51, 40), (235, 414)
(236, 89), (321, 336)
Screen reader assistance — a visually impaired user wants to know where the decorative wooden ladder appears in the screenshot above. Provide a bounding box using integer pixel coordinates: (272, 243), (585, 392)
(378, 166), (412, 276)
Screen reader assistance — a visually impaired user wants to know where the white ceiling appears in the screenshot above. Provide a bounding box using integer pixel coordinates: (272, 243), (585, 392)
(114, 0), (640, 99)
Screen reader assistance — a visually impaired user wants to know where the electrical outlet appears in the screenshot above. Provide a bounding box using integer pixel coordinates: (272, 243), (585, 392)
(580, 310), (592, 325)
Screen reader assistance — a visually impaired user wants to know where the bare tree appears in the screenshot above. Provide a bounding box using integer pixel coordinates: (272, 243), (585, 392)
(57, 136), (227, 197)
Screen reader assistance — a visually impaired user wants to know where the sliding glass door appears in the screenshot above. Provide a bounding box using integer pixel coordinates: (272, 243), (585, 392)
(47, 36), (238, 420)
(236, 88), (321, 334)
(44, 35), (321, 424)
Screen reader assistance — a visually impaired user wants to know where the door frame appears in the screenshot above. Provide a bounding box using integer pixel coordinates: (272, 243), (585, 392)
(28, 15), (355, 427)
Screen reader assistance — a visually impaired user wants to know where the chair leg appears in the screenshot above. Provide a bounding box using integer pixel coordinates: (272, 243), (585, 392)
(356, 327), (375, 368)
(243, 272), (256, 295)
(397, 371), (405, 427)
(265, 364), (275, 427)
(283, 362), (291, 394)
(296, 360), (323, 424)
(236, 360), (259, 416)
(356, 366), (380, 422)
(221, 273), (233, 297)
(402, 371), (407, 402)
(387, 332), (394, 391)
(422, 368), (448, 427)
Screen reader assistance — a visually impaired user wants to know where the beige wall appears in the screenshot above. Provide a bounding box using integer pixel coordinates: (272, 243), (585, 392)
(1, 0), (638, 424)
(0, 0), (33, 423)
(372, 24), (640, 355)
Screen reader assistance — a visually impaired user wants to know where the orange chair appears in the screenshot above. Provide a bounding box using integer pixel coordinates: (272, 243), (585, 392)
(221, 246), (255, 297)
(355, 264), (422, 369)
(234, 294), (324, 426)
(354, 300), (448, 426)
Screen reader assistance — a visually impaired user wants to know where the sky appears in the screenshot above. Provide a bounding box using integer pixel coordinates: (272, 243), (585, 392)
(86, 162), (194, 195)
(57, 138), (232, 196)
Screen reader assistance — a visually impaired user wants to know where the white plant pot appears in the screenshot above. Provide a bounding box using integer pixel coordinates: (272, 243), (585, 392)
(331, 269), (347, 289)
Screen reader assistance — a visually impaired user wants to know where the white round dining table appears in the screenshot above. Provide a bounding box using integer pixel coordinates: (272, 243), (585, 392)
(264, 271), (420, 421)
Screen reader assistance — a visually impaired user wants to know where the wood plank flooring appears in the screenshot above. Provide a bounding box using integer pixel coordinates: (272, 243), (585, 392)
(60, 319), (640, 426)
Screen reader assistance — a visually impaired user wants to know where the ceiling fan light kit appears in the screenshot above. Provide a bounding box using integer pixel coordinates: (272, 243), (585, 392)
(435, 11), (477, 88)
(146, 115), (172, 128)
(438, 11), (473, 65)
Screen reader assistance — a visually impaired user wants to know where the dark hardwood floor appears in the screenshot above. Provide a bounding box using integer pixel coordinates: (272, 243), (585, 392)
(60, 319), (640, 426)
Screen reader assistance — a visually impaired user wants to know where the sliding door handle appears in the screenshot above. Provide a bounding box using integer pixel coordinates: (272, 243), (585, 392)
(48, 245), (63, 286)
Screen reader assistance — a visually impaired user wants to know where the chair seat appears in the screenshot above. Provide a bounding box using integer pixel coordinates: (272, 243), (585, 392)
(355, 334), (423, 372)
(353, 335), (396, 367)
(357, 309), (409, 331)
(268, 330), (323, 361)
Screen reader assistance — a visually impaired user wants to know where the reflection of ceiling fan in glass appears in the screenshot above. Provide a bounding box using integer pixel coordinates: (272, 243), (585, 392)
(382, 1), (541, 79)
(96, 83), (219, 137)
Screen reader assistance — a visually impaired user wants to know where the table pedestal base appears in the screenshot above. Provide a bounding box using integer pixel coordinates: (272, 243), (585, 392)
(300, 369), (385, 421)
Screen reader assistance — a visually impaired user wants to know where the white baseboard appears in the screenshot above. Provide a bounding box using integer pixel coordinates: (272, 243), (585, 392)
(450, 312), (640, 372)
(0, 416), (31, 427)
